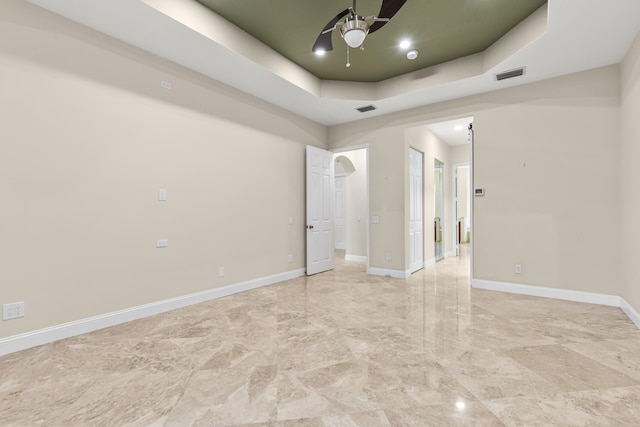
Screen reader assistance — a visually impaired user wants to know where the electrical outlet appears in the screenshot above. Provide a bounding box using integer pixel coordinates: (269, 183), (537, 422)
(287, 254), (293, 263)
(218, 267), (225, 277)
(515, 264), (523, 274)
(3, 302), (25, 320)
(385, 251), (392, 262)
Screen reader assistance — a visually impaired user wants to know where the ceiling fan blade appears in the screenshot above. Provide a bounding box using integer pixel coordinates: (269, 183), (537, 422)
(312, 8), (350, 52)
(368, 0), (407, 34)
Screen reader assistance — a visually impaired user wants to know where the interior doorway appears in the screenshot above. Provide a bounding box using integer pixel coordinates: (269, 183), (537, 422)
(425, 116), (474, 275)
(333, 146), (369, 268)
(434, 158), (445, 261)
(453, 164), (470, 256)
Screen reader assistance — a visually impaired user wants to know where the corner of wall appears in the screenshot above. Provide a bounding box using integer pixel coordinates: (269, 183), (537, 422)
(619, 31), (640, 315)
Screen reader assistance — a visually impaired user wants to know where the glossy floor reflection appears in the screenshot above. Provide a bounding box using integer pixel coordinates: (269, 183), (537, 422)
(2, 246), (640, 426)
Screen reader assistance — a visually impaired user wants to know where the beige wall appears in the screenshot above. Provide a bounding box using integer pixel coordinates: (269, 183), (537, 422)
(620, 32), (640, 310)
(451, 144), (471, 165)
(472, 70), (620, 292)
(330, 65), (622, 296)
(0, 1), (326, 338)
(331, 127), (407, 270)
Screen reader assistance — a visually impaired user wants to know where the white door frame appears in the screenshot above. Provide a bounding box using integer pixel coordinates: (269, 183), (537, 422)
(452, 162), (470, 256)
(332, 144), (370, 272)
(469, 123), (475, 281)
(334, 174), (346, 250)
(434, 158), (445, 261)
(409, 147), (424, 273)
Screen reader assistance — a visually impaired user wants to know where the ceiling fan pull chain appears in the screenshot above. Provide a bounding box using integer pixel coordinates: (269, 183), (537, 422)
(346, 47), (351, 68)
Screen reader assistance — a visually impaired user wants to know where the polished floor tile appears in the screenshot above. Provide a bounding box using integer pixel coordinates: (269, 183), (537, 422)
(1, 246), (640, 426)
(484, 386), (640, 426)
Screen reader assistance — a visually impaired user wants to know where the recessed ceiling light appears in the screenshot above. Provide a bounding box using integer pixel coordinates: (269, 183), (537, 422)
(406, 49), (418, 60)
(399, 40), (411, 49)
(315, 49), (326, 56)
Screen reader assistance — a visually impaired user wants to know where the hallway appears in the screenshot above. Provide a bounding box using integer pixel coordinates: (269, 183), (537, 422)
(1, 249), (640, 426)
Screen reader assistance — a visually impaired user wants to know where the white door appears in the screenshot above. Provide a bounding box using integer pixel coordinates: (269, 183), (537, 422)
(434, 159), (445, 261)
(335, 175), (346, 250)
(306, 146), (335, 275)
(409, 148), (424, 273)
(454, 166), (460, 257)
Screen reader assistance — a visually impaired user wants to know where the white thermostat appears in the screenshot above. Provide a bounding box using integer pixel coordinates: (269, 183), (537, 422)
(474, 188), (485, 196)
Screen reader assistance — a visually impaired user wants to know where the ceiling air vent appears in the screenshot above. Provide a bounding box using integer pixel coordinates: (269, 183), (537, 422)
(356, 105), (376, 113)
(496, 67), (525, 81)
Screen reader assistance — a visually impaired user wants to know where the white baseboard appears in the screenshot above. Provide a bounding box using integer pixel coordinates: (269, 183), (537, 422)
(444, 251), (455, 258)
(368, 267), (411, 279)
(471, 278), (621, 307)
(471, 278), (640, 329)
(620, 297), (640, 328)
(5, 270), (638, 357)
(345, 254), (367, 263)
(376, 258), (436, 279)
(424, 258), (436, 268)
(0, 268), (305, 357)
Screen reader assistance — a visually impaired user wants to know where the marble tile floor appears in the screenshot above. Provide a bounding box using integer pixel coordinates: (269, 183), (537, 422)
(2, 247), (640, 426)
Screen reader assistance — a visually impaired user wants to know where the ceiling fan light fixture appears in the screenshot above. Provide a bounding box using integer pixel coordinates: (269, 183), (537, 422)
(340, 16), (369, 48)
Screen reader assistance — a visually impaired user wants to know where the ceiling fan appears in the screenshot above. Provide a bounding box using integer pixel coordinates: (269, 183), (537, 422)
(312, 0), (408, 54)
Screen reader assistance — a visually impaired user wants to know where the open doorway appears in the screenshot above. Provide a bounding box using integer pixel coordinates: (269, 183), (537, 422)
(424, 116), (473, 272)
(333, 146), (369, 268)
(434, 158), (445, 261)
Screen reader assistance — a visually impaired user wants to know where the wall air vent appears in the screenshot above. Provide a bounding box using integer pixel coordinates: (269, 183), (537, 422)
(356, 105), (377, 113)
(496, 67), (525, 81)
